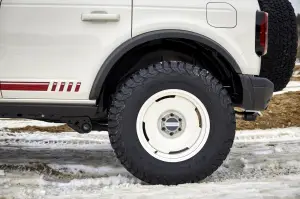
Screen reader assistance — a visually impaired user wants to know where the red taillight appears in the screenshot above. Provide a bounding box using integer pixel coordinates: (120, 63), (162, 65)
(256, 11), (269, 56)
(260, 13), (268, 55)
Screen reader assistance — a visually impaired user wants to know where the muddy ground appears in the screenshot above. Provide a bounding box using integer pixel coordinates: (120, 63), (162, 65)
(237, 91), (300, 130)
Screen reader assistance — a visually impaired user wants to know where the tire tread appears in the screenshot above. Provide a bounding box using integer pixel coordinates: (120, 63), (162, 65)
(258, 0), (298, 91)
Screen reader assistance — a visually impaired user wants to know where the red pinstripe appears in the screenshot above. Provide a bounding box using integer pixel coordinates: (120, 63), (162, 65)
(59, 82), (65, 92)
(75, 82), (81, 92)
(1, 82), (49, 91)
(51, 82), (58, 91)
(0, 81), (81, 92)
(67, 82), (73, 92)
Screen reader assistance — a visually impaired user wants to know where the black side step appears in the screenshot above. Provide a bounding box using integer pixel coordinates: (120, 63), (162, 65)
(0, 103), (106, 121)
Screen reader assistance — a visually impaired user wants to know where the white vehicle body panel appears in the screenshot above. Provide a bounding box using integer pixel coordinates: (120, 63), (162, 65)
(132, 0), (261, 75)
(0, 0), (132, 101)
(206, 2), (237, 28)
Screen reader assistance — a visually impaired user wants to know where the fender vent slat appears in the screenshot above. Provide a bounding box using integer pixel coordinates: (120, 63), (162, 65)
(169, 147), (189, 154)
(155, 95), (175, 102)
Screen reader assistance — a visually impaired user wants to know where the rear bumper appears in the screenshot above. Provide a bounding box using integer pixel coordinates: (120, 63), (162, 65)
(239, 75), (274, 111)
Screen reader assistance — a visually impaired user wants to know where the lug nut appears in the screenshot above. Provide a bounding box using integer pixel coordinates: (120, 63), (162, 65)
(170, 113), (174, 117)
(170, 132), (174, 136)
(162, 127), (166, 131)
(179, 118), (182, 122)
(162, 118), (166, 121)
(178, 128), (182, 131)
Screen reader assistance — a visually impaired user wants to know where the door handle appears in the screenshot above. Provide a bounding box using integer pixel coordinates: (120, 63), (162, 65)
(81, 11), (120, 22)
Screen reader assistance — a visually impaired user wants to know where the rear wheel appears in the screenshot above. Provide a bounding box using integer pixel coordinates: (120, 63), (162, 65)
(108, 61), (236, 185)
(258, 0), (298, 91)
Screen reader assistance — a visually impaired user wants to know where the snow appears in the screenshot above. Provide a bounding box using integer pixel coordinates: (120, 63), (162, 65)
(1, 173), (300, 199)
(48, 164), (127, 177)
(0, 107), (300, 198)
(274, 81), (300, 95)
(235, 127), (300, 142)
(0, 119), (63, 128)
(0, 122), (111, 149)
(0, 131), (111, 150)
(0, 120), (300, 198)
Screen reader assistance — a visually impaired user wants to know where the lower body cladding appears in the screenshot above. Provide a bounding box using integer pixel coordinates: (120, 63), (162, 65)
(235, 75), (274, 121)
(239, 74), (274, 110)
(0, 103), (108, 133)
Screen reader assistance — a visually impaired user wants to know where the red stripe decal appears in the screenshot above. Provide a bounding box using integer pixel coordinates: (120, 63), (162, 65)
(75, 82), (81, 92)
(67, 82), (73, 92)
(1, 81), (50, 84)
(51, 82), (57, 91)
(1, 82), (49, 91)
(59, 82), (65, 92)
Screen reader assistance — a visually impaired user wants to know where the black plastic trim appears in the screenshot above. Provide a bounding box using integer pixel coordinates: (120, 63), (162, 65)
(0, 103), (106, 121)
(89, 30), (242, 100)
(239, 75), (274, 110)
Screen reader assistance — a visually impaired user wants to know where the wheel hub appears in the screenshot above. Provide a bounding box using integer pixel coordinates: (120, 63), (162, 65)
(159, 111), (185, 137)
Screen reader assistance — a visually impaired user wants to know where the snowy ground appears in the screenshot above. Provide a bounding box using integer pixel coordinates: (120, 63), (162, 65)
(0, 119), (300, 198)
(0, 81), (300, 199)
(274, 81), (300, 95)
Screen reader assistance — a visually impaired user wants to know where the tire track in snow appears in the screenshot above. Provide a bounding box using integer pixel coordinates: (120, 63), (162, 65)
(0, 138), (109, 149)
(0, 128), (300, 183)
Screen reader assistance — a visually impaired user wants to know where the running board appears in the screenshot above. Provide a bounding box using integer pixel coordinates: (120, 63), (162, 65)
(0, 103), (106, 121)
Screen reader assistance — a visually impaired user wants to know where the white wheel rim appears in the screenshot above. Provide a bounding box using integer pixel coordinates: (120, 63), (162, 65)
(136, 89), (210, 162)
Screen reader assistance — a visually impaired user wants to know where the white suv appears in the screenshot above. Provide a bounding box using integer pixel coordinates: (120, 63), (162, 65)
(0, 0), (297, 185)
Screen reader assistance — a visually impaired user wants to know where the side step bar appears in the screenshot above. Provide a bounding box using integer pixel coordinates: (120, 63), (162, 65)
(0, 103), (105, 120)
(0, 103), (108, 133)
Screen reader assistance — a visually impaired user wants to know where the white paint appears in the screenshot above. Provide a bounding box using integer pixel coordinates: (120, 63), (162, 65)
(133, 0), (261, 75)
(0, 0), (132, 99)
(136, 89), (210, 162)
(207, 2), (237, 28)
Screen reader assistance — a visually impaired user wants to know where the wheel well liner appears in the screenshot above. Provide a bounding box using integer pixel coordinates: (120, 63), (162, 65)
(89, 30), (242, 100)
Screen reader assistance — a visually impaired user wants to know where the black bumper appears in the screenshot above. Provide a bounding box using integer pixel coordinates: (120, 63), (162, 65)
(239, 75), (274, 111)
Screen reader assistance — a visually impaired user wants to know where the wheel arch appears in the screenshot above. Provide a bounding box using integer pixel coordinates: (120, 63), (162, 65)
(89, 30), (242, 101)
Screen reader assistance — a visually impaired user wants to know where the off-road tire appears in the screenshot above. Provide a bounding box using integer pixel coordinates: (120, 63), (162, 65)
(258, 0), (298, 91)
(108, 61), (236, 185)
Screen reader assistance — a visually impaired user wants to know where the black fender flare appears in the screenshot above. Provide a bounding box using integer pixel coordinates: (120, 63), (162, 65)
(89, 30), (242, 100)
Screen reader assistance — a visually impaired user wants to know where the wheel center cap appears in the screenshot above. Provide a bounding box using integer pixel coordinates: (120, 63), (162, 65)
(159, 111), (185, 137)
(165, 118), (180, 131)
